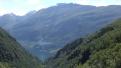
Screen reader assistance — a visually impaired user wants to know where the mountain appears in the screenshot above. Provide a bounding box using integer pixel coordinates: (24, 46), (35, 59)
(46, 18), (121, 68)
(1, 3), (121, 60)
(0, 27), (43, 68)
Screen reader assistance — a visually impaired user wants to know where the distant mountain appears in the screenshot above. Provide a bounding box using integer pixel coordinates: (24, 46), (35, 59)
(46, 18), (121, 68)
(0, 3), (121, 60)
(0, 27), (43, 68)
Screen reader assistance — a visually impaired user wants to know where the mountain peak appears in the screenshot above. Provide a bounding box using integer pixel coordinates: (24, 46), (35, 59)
(57, 3), (80, 6)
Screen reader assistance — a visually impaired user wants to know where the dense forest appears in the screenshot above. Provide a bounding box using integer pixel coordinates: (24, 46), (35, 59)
(0, 28), (43, 68)
(46, 19), (121, 68)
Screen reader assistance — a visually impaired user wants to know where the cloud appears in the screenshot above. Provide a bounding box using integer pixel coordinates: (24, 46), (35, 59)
(0, 8), (26, 16)
(27, 0), (41, 6)
(0, 0), (45, 15)
(26, 0), (45, 11)
(0, 8), (7, 15)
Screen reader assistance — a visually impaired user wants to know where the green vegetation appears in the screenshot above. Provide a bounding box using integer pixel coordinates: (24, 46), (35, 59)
(0, 28), (43, 68)
(46, 19), (121, 68)
(1, 16), (121, 68)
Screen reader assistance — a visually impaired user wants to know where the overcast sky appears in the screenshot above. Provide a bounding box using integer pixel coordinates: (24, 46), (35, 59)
(0, 0), (121, 16)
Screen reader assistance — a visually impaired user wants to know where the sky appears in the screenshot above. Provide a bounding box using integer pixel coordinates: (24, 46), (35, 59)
(0, 0), (121, 16)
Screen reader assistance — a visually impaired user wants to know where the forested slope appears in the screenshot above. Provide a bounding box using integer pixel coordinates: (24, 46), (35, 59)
(47, 19), (121, 68)
(0, 28), (43, 68)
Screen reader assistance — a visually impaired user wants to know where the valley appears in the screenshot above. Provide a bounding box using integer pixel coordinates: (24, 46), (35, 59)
(0, 4), (121, 60)
(0, 3), (121, 68)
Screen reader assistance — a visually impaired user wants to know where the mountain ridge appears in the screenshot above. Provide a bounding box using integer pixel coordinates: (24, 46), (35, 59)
(0, 3), (121, 60)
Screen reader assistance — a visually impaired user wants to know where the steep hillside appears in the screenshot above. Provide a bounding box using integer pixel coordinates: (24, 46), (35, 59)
(47, 19), (121, 68)
(0, 28), (43, 68)
(1, 3), (121, 60)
